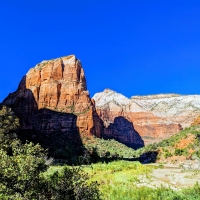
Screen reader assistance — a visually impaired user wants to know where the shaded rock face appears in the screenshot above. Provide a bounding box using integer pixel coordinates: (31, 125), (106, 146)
(98, 108), (182, 145)
(92, 89), (200, 144)
(103, 116), (144, 149)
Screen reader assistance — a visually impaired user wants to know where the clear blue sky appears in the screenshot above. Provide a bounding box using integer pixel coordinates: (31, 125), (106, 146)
(1, 1), (200, 102)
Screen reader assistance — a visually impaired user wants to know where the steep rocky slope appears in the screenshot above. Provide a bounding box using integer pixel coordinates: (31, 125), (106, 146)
(93, 89), (200, 144)
(192, 115), (200, 126)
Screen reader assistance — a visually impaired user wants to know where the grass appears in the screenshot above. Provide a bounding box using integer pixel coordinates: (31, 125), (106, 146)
(45, 160), (200, 200)
(83, 161), (155, 200)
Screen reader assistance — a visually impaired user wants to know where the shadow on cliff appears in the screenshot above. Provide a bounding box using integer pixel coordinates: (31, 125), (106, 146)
(2, 77), (86, 164)
(101, 116), (144, 149)
(3, 75), (145, 164)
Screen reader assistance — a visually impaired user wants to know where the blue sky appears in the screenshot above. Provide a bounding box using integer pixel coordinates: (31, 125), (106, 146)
(1, 1), (200, 102)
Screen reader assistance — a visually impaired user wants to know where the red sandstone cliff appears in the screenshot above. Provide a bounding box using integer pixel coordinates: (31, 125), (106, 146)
(2, 55), (106, 159)
(97, 108), (181, 145)
(3, 55), (102, 137)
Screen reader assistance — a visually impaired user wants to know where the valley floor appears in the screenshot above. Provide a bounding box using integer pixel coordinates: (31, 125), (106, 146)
(47, 161), (200, 200)
(138, 163), (200, 190)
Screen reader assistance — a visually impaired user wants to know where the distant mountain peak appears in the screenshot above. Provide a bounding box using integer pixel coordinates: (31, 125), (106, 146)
(103, 88), (115, 93)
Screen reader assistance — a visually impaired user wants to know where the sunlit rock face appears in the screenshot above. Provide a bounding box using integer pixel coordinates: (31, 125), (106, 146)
(93, 89), (200, 144)
(3, 55), (102, 137)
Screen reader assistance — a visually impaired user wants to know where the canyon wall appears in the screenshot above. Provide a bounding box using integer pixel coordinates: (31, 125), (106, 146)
(93, 89), (200, 144)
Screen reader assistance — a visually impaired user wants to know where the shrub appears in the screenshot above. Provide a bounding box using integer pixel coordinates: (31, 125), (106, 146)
(43, 166), (101, 200)
(0, 140), (47, 199)
(174, 148), (184, 156)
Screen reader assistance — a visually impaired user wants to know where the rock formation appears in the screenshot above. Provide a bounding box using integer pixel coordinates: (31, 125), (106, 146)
(2, 55), (144, 159)
(93, 89), (200, 144)
(102, 116), (144, 149)
(4, 56), (95, 134)
(2, 55), (104, 159)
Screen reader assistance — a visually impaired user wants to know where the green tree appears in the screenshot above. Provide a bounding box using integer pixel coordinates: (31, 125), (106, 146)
(0, 140), (47, 199)
(0, 105), (19, 150)
(42, 166), (101, 200)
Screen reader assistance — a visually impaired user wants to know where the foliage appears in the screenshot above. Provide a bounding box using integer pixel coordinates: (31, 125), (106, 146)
(100, 183), (200, 200)
(42, 166), (101, 200)
(174, 148), (185, 156)
(134, 126), (200, 161)
(0, 140), (47, 199)
(83, 161), (200, 200)
(82, 135), (136, 161)
(49, 160), (200, 200)
(163, 149), (172, 158)
(47, 161), (153, 200)
(0, 105), (19, 150)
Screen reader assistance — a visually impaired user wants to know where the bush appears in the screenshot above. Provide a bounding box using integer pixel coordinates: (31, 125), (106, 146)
(0, 140), (47, 199)
(174, 148), (184, 156)
(43, 166), (101, 200)
(163, 149), (172, 158)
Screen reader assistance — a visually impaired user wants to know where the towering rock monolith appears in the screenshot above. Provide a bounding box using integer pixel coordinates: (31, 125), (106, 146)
(4, 55), (102, 136)
(3, 55), (103, 159)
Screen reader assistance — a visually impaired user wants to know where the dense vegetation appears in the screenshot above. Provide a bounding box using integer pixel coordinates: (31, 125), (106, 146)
(82, 135), (136, 162)
(82, 126), (200, 164)
(0, 105), (100, 199)
(1, 103), (200, 199)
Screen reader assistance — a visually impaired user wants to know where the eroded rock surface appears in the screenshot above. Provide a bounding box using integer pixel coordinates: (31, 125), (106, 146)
(2, 55), (105, 159)
(93, 89), (200, 144)
(3, 55), (102, 137)
(102, 116), (144, 149)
